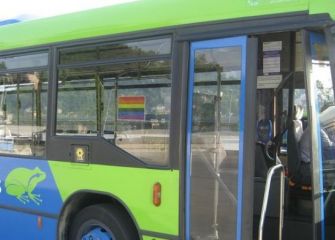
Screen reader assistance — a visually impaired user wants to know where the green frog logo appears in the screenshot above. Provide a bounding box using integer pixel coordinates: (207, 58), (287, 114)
(5, 167), (46, 205)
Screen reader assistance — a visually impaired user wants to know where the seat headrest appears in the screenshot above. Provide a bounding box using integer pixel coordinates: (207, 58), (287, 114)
(293, 105), (304, 120)
(257, 119), (272, 144)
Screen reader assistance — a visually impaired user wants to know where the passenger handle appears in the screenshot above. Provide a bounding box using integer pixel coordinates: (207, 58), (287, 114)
(258, 158), (285, 240)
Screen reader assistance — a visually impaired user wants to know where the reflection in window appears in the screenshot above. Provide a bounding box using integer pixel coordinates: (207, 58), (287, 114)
(194, 47), (241, 133)
(57, 77), (97, 135)
(0, 53), (48, 71)
(113, 61), (171, 165)
(294, 89), (307, 112)
(0, 71), (48, 156)
(190, 46), (242, 240)
(309, 32), (335, 235)
(59, 38), (171, 64)
(56, 60), (171, 165)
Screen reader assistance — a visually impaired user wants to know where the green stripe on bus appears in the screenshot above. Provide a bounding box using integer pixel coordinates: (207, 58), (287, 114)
(142, 236), (169, 240)
(1, 0), (334, 51)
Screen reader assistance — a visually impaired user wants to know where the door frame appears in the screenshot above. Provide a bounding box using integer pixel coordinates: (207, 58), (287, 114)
(185, 36), (258, 240)
(303, 27), (335, 240)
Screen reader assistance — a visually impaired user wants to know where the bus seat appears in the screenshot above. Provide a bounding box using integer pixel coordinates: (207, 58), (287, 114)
(287, 105), (304, 181)
(254, 119), (284, 218)
(255, 144), (269, 179)
(286, 106), (313, 216)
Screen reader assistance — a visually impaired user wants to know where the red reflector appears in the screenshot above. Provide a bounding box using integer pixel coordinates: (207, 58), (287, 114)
(37, 216), (43, 229)
(153, 182), (161, 207)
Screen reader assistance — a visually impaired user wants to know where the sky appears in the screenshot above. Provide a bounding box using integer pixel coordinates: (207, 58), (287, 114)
(0, 0), (136, 22)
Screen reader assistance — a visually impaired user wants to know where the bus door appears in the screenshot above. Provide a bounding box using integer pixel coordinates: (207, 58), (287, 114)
(304, 27), (335, 240)
(186, 36), (257, 240)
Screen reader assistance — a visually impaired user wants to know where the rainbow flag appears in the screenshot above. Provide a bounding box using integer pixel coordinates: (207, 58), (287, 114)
(118, 96), (145, 121)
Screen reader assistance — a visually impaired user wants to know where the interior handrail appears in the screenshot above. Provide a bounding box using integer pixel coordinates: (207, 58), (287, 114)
(258, 162), (285, 240)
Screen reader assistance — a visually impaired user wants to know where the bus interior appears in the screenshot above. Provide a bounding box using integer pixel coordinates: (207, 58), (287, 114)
(253, 30), (335, 240)
(252, 31), (334, 240)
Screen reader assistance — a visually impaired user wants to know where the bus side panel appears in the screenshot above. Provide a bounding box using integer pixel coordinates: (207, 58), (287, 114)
(49, 161), (180, 236)
(142, 236), (168, 240)
(0, 156), (63, 239)
(0, 157), (63, 212)
(0, 208), (57, 239)
(0, 156), (179, 237)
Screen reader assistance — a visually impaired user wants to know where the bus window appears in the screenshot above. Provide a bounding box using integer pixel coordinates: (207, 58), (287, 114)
(0, 52), (48, 70)
(0, 71), (48, 156)
(293, 89), (307, 117)
(307, 31), (335, 238)
(278, 88), (307, 153)
(104, 60), (171, 165)
(56, 38), (172, 165)
(59, 38), (171, 65)
(189, 44), (242, 239)
(57, 69), (97, 135)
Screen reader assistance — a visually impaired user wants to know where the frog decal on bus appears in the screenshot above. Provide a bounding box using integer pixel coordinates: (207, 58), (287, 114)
(5, 167), (46, 205)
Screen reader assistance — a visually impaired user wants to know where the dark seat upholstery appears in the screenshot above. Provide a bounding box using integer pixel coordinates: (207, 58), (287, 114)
(286, 106), (312, 216)
(255, 144), (269, 178)
(254, 143), (282, 217)
(254, 119), (283, 218)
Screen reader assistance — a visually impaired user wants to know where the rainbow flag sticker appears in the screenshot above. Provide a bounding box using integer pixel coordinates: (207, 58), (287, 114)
(118, 96), (145, 121)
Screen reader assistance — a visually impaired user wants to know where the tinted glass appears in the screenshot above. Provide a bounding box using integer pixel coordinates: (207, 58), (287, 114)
(56, 77), (97, 136)
(190, 46), (242, 239)
(308, 32), (335, 238)
(0, 71), (48, 156)
(57, 60), (171, 165)
(60, 38), (171, 64)
(294, 89), (308, 116)
(195, 47), (241, 83)
(0, 53), (48, 70)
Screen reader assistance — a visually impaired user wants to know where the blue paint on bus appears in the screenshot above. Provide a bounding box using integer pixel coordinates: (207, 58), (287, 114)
(0, 157), (62, 239)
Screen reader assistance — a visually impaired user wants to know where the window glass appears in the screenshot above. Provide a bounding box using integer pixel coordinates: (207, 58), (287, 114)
(308, 32), (335, 237)
(282, 88), (289, 119)
(0, 71), (48, 156)
(112, 61), (171, 165)
(59, 38), (171, 65)
(0, 53), (48, 71)
(294, 89), (308, 117)
(190, 46), (242, 239)
(57, 75), (97, 135)
(194, 47), (241, 83)
(57, 60), (171, 165)
(279, 88), (289, 147)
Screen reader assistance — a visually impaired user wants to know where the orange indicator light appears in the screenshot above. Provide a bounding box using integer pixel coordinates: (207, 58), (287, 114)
(37, 216), (43, 229)
(153, 182), (162, 207)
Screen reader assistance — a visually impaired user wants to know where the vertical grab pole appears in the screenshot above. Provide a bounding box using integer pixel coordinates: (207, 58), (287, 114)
(279, 166), (285, 240)
(258, 163), (285, 240)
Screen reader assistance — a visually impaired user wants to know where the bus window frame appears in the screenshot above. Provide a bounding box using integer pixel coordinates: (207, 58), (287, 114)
(302, 27), (335, 240)
(0, 50), (50, 75)
(0, 49), (51, 160)
(58, 36), (172, 65)
(48, 35), (175, 169)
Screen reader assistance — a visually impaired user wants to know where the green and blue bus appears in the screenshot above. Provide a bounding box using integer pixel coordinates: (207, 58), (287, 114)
(0, 0), (334, 239)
